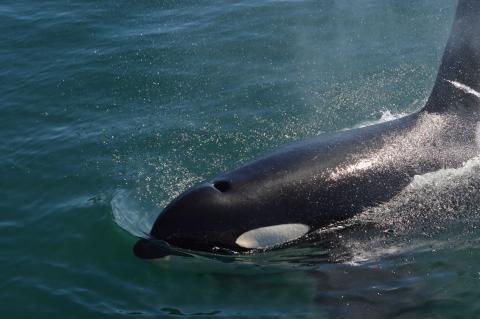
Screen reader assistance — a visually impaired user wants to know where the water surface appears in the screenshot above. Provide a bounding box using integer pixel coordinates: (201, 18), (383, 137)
(4, 0), (479, 318)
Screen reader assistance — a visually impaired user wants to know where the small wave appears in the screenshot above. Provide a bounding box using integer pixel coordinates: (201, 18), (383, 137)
(355, 110), (409, 128)
(111, 189), (155, 238)
(335, 109), (410, 134)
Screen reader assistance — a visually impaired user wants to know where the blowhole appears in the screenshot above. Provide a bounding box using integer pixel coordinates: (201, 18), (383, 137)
(213, 180), (231, 193)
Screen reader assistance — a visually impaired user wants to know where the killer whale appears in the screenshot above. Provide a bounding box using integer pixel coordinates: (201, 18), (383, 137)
(134, 0), (480, 259)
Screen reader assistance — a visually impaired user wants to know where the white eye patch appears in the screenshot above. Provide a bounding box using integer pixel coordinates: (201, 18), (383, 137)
(235, 224), (310, 249)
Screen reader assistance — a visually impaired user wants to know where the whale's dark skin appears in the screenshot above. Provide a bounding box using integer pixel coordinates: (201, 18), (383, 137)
(134, 0), (480, 258)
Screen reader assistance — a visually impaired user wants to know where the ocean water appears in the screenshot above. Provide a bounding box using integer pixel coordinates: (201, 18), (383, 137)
(4, 0), (480, 318)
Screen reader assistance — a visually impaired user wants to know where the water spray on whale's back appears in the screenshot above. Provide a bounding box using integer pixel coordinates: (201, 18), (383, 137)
(326, 156), (480, 265)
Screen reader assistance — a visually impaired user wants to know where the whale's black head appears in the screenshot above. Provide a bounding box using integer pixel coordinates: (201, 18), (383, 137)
(149, 181), (245, 253)
(134, 169), (319, 258)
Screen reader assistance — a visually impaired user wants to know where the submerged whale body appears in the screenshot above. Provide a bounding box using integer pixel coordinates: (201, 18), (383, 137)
(134, 0), (480, 259)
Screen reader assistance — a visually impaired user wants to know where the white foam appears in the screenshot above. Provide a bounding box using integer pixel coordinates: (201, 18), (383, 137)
(446, 80), (480, 99)
(235, 224), (310, 249)
(409, 156), (480, 189)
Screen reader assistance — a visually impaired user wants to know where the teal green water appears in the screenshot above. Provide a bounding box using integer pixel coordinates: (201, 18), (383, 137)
(5, 0), (480, 318)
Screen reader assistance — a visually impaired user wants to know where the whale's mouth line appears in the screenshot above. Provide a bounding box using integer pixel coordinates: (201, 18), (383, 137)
(133, 238), (195, 259)
(133, 237), (243, 260)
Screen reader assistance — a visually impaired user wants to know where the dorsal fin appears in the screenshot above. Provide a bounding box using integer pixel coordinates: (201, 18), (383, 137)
(423, 0), (480, 113)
